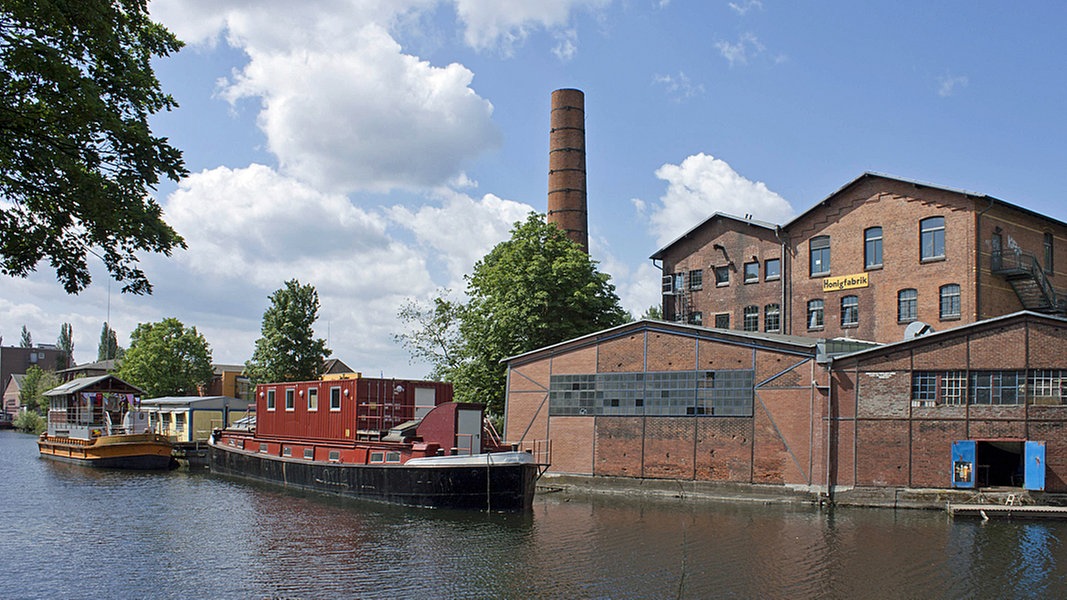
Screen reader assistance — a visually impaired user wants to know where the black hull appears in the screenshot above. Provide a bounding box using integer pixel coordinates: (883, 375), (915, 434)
(210, 443), (539, 511)
(39, 452), (176, 470)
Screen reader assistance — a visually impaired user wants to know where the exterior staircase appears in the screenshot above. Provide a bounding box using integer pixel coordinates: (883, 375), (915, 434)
(992, 250), (1067, 315)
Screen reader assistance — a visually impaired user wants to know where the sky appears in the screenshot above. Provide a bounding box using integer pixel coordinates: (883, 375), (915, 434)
(3, 1), (1067, 379)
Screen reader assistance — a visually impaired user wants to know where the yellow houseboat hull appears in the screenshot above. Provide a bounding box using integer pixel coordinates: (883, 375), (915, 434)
(38, 433), (176, 470)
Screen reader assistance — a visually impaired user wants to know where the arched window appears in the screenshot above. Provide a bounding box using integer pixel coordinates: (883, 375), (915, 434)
(920, 217), (945, 261)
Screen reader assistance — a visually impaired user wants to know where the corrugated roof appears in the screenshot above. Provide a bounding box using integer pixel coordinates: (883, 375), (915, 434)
(44, 374), (140, 396)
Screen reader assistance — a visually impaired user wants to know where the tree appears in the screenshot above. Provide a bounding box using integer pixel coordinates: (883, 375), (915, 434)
(397, 213), (629, 414)
(117, 317), (213, 397)
(19, 324), (31, 347)
(246, 280), (331, 384)
(641, 305), (663, 320)
(57, 322), (74, 369)
(0, 0), (188, 295)
(19, 365), (60, 414)
(393, 294), (463, 381)
(97, 322), (123, 361)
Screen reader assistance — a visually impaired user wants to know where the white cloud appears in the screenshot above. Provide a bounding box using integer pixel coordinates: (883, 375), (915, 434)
(728, 0), (763, 16)
(715, 32), (764, 67)
(649, 153), (794, 246)
(653, 71), (705, 101)
(453, 0), (609, 55)
(938, 74), (969, 97)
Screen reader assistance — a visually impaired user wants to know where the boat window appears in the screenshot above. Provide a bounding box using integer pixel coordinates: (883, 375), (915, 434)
(228, 439), (235, 446)
(328, 450), (341, 463)
(259, 443), (268, 454)
(236, 439), (244, 450)
(303, 448), (314, 460)
(282, 446), (292, 457)
(385, 451), (401, 463)
(370, 451), (385, 463)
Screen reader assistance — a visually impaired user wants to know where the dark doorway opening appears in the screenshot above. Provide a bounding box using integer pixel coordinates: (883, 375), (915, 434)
(976, 440), (1023, 488)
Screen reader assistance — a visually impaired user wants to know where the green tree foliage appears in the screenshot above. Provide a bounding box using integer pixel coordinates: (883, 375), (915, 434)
(19, 365), (60, 414)
(246, 279), (331, 384)
(397, 214), (629, 414)
(641, 305), (663, 320)
(13, 410), (45, 434)
(57, 322), (74, 368)
(97, 322), (123, 361)
(117, 317), (213, 397)
(19, 324), (31, 347)
(393, 294), (463, 381)
(0, 0), (187, 294)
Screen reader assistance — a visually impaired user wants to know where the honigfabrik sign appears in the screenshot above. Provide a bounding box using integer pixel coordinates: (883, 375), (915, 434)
(823, 273), (869, 292)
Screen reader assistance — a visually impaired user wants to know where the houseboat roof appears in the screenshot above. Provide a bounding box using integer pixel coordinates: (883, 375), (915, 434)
(44, 374), (144, 397)
(141, 395), (247, 410)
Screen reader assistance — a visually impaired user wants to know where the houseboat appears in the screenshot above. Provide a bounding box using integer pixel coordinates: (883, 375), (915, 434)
(209, 375), (547, 511)
(37, 375), (176, 470)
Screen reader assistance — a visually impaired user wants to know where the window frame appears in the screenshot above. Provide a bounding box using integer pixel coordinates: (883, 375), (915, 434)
(764, 303), (781, 333)
(285, 388), (295, 411)
(689, 269), (703, 290)
(307, 386), (319, 411)
(807, 299), (824, 330)
(764, 258), (781, 281)
(841, 295), (859, 327)
(714, 266), (730, 287)
(329, 386), (342, 411)
(939, 284), (961, 320)
(689, 311), (703, 326)
(898, 288), (918, 323)
(743, 305), (759, 331)
(920, 217), (946, 262)
(743, 261), (759, 284)
(864, 227), (883, 269)
(266, 389), (276, 411)
(714, 313), (730, 329)
(809, 236), (831, 277)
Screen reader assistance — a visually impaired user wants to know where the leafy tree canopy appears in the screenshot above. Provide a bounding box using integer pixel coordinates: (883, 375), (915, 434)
(397, 213), (629, 414)
(57, 322), (73, 368)
(19, 364), (60, 414)
(117, 317), (213, 397)
(246, 279), (331, 384)
(0, 0), (187, 294)
(97, 321), (123, 361)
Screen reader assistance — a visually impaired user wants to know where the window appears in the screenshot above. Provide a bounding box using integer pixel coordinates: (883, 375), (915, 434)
(385, 451), (401, 463)
(328, 450), (341, 462)
(841, 295), (859, 327)
(330, 386), (342, 411)
(285, 388), (295, 411)
(898, 289), (918, 322)
(807, 299), (824, 329)
(175, 413), (185, 433)
(370, 451), (384, 463)
(689, 311), (703, 326)
(307, 387), (318, 411)
(303, 448), (314, 460)
(911, 371), (968, 406)
(689, 269), (703, 290)
(743, 306), (759, 331)
(282, 446), (292, 457)
(673, 272), (685, 291)
(1045, 232), (1054, 273)
(810, 236), (830, 276)
(940, 284), (961, 320)
(259, 443), (268, 454)
(920, 217), (945, 261)
(714, 313), (730, 329)
(1029, 370), (1067, 405)
(549, 369), (755, 417)
(714, 266), (730, 286)
(970, 371), (1024, 405)
(743, 262), (759, 283)
(912, 373), (937, 406)
(764, 304), (780, 333)
(266, 389), (276, 411)
(864, 227), (883, 269)
(765, 258), (781, 281)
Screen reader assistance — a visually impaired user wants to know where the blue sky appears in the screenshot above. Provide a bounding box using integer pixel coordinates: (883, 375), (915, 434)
(3, 1), (1066, 381)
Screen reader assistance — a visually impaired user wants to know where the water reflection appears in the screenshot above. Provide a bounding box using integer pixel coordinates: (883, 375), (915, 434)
(2, 430), (1067, 599)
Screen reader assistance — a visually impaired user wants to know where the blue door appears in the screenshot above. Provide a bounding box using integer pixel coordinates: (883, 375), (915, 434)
(951, 440), (976, 489)
(1024, 441), (1046, 491)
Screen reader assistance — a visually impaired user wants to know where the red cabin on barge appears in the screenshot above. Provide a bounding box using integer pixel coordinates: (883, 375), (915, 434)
(210, 375), (545, 511)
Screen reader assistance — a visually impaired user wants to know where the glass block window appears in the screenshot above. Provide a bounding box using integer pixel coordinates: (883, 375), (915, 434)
(920, 217), (945, 261)
(743, 306), (759, 331)
(898, 289), (918, 323)
(764, 304), (781, 333)
(841, 295), (859, 327)
(940, 284), (961, 320)
(549, 370), (754, 417)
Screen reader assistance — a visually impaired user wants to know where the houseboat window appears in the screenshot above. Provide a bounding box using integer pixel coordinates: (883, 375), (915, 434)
(743, 306), (759, 331)
(385, 451), (401, 463)
(940, 284), (961, 320)
(714, 266), (730, 287)
(267, 389), (276, 411)
(689, 269), (703, 290)
(307, 387), (318, 411)
(865, 227), (883, 269)
(174, 413), (185, 433)
(328, 450), (341, 462)
(841, 295), (859, 327)
(764, 304), (780, 333)
(764, 258), (780, 281)
(807, 299), (824, 330)
(236, 439), (244, 449)
(282, 446), (292, 457)
(898, 289), (918, 322)
(743, 261), (759, 283)
(330, 387), (342, 411)
(259, 443), (268, 454)
(920, 217), (945, 261)
(228, 439), (235, 446)
(303, 448), (314, 460)
(370, 451), (385, 463)
(810, 236), (830, 276)
(285, 388), (295, 411)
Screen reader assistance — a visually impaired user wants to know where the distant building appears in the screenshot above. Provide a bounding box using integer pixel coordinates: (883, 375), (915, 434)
(140, 396), (251, 442)
(0, 345), (70, 419)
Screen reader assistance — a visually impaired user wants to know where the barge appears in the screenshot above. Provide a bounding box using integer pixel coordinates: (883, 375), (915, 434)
(210, 376), (547, 511)
(38, 374), (176, 470)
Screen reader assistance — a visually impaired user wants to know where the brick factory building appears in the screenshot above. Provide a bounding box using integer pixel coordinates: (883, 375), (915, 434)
(504, 171), (1067, 501)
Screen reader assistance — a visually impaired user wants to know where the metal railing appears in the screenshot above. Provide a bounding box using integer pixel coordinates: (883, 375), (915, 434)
(991, 249), (1065, 312)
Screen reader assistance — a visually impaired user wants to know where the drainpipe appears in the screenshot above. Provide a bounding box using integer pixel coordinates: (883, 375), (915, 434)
(776, 226), (788, 332)
(825, 358), (833, 499)
(976, 196), (996, 321)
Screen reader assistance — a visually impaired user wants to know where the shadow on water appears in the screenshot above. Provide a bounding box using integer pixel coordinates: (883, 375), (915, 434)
(3, 430), (1067, 599)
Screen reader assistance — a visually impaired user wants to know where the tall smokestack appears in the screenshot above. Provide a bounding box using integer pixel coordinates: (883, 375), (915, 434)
(547, 88), (588, 253)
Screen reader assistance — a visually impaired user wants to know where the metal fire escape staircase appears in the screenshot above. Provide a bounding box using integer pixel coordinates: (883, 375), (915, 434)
(991, 250), (1067, 315)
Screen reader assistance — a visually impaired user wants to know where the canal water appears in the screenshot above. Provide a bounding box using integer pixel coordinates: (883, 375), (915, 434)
(1, 430), (1064, 599)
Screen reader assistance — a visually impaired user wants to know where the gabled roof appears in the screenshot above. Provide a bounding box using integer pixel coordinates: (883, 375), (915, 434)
(650, 212), (779, 260)
(44, 374), (144, 397)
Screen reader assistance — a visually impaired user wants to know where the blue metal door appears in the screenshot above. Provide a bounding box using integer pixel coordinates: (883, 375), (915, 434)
(951, 440), (976, 489)
(1024, 441), (1046, 491)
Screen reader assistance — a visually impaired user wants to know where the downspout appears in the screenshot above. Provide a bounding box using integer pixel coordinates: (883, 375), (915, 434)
(825, 358), (833, 499)
(976, 196), (996, 321)
(776, 226), (788, 332)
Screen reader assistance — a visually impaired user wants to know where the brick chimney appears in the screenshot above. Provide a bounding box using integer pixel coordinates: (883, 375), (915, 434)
(547, 88), (588, 253)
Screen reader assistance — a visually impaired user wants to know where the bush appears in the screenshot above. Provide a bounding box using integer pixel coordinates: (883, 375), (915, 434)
(13, 411), (46, 435)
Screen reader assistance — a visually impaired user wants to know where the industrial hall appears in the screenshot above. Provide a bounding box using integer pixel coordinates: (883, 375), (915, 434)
(504, 143), (1067, 500)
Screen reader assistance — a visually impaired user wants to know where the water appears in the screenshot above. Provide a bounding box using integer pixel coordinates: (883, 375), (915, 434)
(1, 430), (1065, 599)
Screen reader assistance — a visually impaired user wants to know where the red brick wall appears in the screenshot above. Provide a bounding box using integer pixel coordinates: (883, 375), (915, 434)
(594, 418), (643, 477)
(695, 418), (752, 481)
(548, 416), (595, 475)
